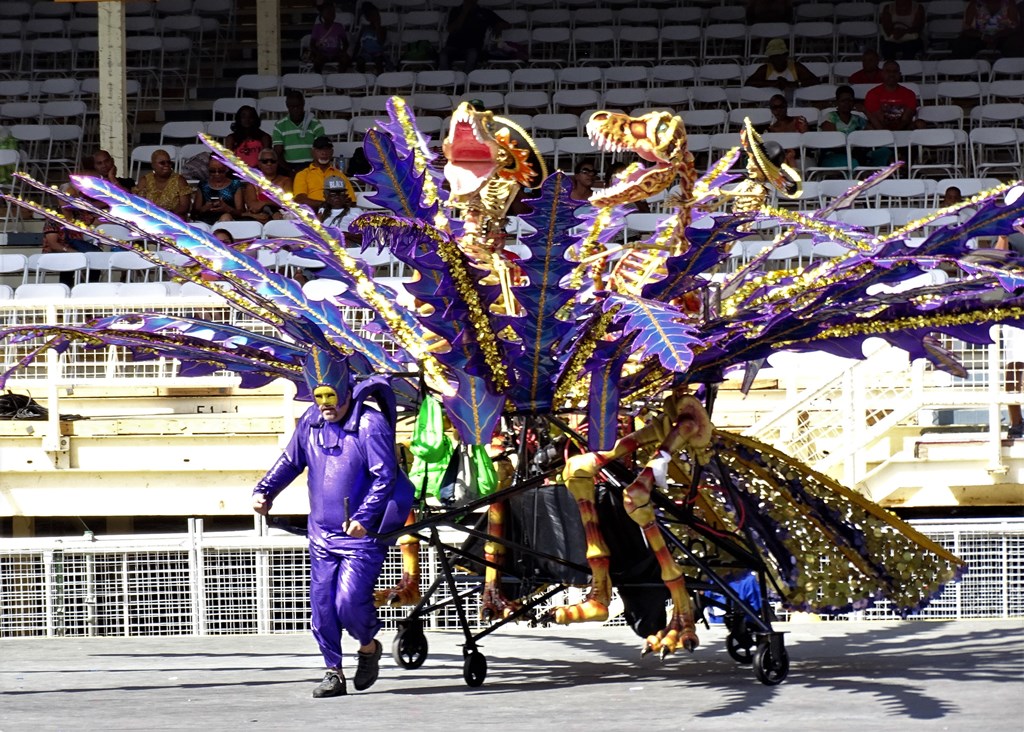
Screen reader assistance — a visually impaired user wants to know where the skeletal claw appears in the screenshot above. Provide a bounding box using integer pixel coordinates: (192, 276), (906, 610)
(660, 645), (670, 660)
(641, 641), (653, 657)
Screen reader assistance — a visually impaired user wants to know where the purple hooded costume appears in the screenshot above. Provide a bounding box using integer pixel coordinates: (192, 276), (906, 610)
(254, 353), (414, 669)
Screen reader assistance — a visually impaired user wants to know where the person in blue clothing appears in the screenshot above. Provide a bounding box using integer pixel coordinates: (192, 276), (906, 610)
(253, 349), (414, 698)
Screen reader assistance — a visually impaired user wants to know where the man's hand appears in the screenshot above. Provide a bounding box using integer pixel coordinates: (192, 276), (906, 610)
(344, 519), (367, 538)
(253, 494), (272, 516)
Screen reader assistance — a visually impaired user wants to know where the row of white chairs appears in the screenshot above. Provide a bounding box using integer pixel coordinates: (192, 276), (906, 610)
(0, 0), (221, 22)
(231, 58), (1024, 100)
(0, 13), (221, 40)
(218, 85), (1024, 124)
(0, 77), (141, 107)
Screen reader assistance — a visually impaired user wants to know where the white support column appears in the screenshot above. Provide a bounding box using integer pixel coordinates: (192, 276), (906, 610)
(256, 0), (281, 77)
(97, 1), (129, 172)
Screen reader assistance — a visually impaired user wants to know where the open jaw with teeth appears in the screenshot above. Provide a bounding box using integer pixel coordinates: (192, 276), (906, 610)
(585, 111), (691, 207)
(443, 103), (501, 198)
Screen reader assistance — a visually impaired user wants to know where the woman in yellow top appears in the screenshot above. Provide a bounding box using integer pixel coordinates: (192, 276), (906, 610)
(133, 149), (191, 218)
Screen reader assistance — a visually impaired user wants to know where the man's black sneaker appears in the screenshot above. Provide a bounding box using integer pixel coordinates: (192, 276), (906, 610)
(353, 639), (382, 691)
(312, 670), (347, 698)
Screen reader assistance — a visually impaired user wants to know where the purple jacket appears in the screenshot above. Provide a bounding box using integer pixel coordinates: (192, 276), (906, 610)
(254, 402), (413, 546)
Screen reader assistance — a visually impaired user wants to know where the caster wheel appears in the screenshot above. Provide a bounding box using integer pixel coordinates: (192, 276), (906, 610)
(392, 626), (428, 669)
(753, 641), (789, 685)
(463, 650), (487, 687)
(726, 633), (754, 665)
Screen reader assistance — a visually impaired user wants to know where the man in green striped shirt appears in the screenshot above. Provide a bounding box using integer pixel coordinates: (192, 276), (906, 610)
(272, 90), (325, 175)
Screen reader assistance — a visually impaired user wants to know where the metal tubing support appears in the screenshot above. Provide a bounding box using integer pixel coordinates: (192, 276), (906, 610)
(431, 526), (478, 650)
(657, 524), (772, 634)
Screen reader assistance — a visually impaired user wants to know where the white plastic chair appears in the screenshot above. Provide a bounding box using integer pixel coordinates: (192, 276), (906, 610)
(281, 73), (325, 95)
(212, 221), (264, 242)
(847, 129), (898, 177)
(658, 25), (701, 64)
(34, 252), (88, 285)
(235, 73), (280, 97)
(15, 282), (70, 300)
(907, 128), (967, 179)
(118, 282), (169, 299)
(0, 253), (29, 285)
(108, 251), (156, 283)
(466, 68), (511, 93)
(969, 127), (1022, 178)
(71, 282), (120, 299)
(803, 131), (852, 179)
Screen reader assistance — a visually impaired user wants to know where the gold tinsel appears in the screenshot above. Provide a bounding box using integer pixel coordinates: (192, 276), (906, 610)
(552, 307), (615, 405)
(804, 305), (1024, 343)
(434, 234), (510, 390)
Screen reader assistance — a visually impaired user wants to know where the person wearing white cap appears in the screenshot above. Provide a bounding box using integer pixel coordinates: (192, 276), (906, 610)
(744, 38), (819, 91)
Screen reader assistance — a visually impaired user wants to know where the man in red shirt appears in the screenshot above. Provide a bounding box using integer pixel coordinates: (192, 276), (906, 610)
(864, 60), (924, 131)
(849, 48), (883, 85)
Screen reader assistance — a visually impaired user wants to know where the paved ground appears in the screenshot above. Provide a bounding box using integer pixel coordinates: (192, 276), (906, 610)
(1, 619), (1022, 732)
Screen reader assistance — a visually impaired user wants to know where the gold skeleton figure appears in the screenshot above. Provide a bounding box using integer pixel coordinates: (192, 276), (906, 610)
(718, 120), (803, 220)
(375, 103), (541, 612)
(381, 109), (792, 656)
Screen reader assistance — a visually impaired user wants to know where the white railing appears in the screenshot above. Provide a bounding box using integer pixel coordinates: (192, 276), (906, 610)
(744, 330), (1021, 485)
(1, 518), (1020, 638)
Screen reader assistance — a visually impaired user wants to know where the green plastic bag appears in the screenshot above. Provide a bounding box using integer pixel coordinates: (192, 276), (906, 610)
(408, 396), (454, 501)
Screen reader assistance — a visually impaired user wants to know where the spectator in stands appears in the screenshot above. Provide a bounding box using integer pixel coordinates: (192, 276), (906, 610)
(570, 158), (599, 202)
(352, 3), (389, 74)
(941, 186), (964, 207)
(192, 158), (245, 225)
(745, 39), (819, 92)
(86, 149), (135, 191)
(766, 94), (808, 168)
(66, 149), (135, 217)
(318, 176), (364, 245)
(293, 136), (356, 209)
(224, 105), (273, 169)
(880, 1), (926, 60)
(309, 3), (350, 73)
(242, 150), (293, 223)
(40, 220), (100, 288)
(253, 349), (413, 699)
(272, 90), (326, 175)
(953, 0), (1020, 58)
(604, 161), (650, 213)
(439, 0), (510, 73)
(746, 0), (792, 24)
(848, 48), (884, 85)
(864, 60), (925, 133)
(820, 85), (869, 168)
(133, 149), (191, 219)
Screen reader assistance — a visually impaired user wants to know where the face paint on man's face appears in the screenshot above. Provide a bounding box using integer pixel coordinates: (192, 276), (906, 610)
(314, 386), (338, 407)
(313, 385), (347, 422)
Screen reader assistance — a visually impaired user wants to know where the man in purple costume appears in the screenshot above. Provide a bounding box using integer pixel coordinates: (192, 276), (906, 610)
(253, 349), (414, 698)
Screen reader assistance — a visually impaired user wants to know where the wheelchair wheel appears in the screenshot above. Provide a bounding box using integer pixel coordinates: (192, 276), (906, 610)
(463, 650), (487, 687)
(392, 626), (428, 669)
(753, 641), (789, 685)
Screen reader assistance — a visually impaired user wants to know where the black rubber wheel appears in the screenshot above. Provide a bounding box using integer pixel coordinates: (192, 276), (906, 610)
(392, 627), (428, 669)
(726, 633), (755, 665)
(463, 650), (487, 687)
(753, 641), (789, 685)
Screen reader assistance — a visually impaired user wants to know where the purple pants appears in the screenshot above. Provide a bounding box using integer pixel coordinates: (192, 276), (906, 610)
(309, 538), (387, 669)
